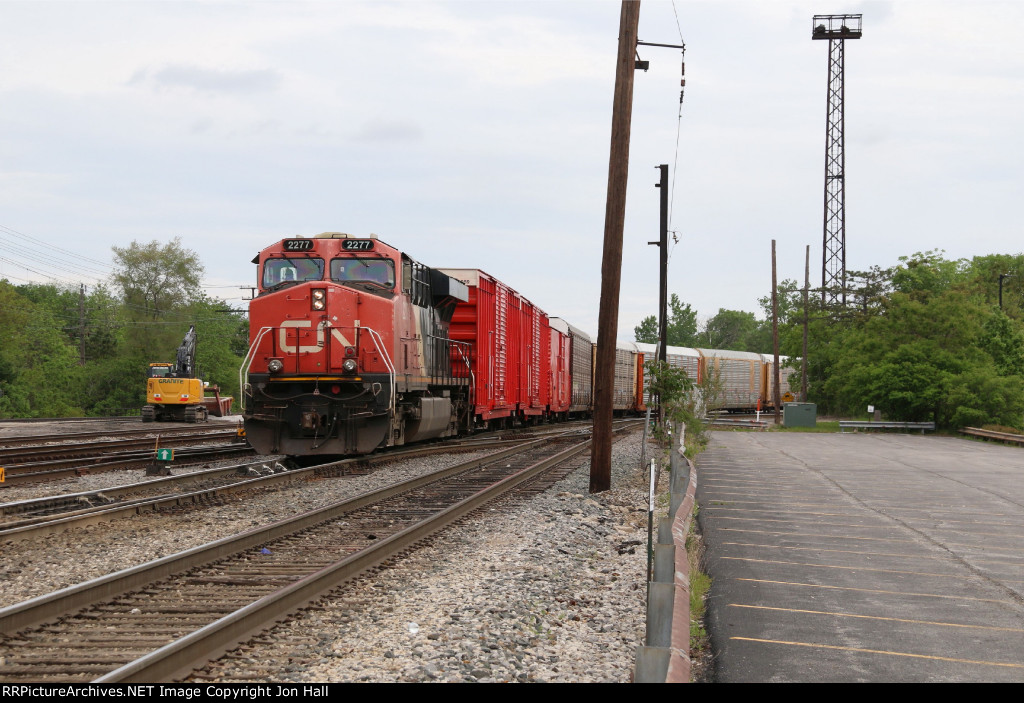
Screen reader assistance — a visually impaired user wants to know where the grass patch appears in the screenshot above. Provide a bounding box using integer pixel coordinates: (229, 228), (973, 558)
(685, 506), (712, 680)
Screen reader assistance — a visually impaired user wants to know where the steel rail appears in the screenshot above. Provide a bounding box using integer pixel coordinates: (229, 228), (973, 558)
(1, 444), (255, 486)
(0, 438), (550, 636)
(0, 431), (238, 464)
(0, 425), (241, 450)
(97, 437), (592, 683)
(0, 438), (525, 540)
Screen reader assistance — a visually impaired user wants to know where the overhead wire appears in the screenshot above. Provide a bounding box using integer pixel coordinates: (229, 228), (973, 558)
(667, 0), (686, 268)
(0, 223), (114, 271)
(0, 223), (248, 297)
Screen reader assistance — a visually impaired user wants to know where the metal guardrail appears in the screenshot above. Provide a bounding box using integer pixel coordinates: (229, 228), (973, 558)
(634, 426), (696, 683)
(839, 420), (935, 433)
(706, 417), (768, 430)
(960, 427), (1024, 445)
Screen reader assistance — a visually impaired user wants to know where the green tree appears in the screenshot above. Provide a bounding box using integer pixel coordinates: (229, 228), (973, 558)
(189, 296), (249, 400)
(666, 295), (698, 347)
(890, 249), (965, 300)
(0, 282), (84, 418)
(634, 315), (658, 344)
(634, 294), (699, 347)
(808, 262), (1024, 429)
(757, 278), (802, 327)
(698, 308), (759, 351)
(112, 237), (205, 320)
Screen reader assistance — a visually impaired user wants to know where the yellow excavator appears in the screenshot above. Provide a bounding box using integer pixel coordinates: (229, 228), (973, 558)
(142, 326), (227, 423)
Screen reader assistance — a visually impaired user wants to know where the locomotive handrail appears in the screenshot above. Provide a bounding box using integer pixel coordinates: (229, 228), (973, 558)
(452, 341), (474, 408)
(238, 326), (275, 412)
(358, 325), (396, 420)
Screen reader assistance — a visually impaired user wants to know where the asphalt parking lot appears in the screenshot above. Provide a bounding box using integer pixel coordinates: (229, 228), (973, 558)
(696, 431), (1024, 682)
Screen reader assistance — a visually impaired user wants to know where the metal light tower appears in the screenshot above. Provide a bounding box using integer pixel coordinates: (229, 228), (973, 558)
(813, 14), (861, 309)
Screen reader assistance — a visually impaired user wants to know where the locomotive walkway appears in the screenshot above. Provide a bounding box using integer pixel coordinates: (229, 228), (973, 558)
(695, 431), (1024, 682)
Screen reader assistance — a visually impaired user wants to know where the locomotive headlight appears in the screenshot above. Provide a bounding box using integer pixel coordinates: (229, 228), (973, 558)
(311, 289), (326, 310)
(342, 358), (358, 374)
(267, 359), (284, 373)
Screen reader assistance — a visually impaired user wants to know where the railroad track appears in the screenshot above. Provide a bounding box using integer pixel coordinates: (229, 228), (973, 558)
(0, 443), (255, 487)
(0, 436), (534, 540)
(0, 429), (239, 463)
(0, 431), (603, 683)
(0, 424), (242, 450)
(0, 416), (138, 425)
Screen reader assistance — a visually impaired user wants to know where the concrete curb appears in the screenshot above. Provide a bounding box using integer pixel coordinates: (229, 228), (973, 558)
(633, 432), (698, 683)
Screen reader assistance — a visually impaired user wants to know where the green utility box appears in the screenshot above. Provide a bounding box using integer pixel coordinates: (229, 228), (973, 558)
(783, 402), (817, 428)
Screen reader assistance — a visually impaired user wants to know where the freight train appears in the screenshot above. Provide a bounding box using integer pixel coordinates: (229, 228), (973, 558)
(634, 343), (797, 413)
(240, 232), (793, 456)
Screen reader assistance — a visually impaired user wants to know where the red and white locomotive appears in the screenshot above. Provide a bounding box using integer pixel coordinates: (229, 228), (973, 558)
(242, 233), (473, 455)
(242, 232), (647, 456)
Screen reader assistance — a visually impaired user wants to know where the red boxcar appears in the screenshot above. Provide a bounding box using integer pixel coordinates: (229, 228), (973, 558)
(440, 268), (557, 427)
(548, 321), (572, 417)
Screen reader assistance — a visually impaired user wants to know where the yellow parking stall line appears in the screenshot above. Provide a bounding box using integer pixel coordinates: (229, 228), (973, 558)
(708, 515), (893, 530)
(881, 515), (1024, 529)
(728, 604), (1024, 632)
(730, 637), (1024, 670)
(737, 578), (1007, 604)
(700, 479), (809, 484)
(721, 542), (1024, 568)
(707, 507), (865, 518)
(719, 527), (918, 544)
(869, 505), (1015, 518)
(702, 490), (840, 499)
(722, 556), (979, 581)
(944, 539), (1024, 552)
(914, 526), (1024, 538)
(705, 499), (849, 508)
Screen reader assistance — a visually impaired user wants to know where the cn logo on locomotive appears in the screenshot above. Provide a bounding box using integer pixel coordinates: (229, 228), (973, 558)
(278, 320), (354, 354)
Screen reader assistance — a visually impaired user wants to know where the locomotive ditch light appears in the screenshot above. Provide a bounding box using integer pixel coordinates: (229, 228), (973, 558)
(267, 359), (284, 373)
(311, 288), (326, 310)
(342, 358), (358, 374)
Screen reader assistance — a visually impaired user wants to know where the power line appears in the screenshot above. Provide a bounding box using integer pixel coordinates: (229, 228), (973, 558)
(0, 223), (114, 271)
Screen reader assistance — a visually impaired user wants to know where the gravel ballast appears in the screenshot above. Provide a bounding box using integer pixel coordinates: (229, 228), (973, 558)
(1, 428), (659, 683)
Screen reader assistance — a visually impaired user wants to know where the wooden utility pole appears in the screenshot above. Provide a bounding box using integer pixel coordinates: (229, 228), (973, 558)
(591, 0), (641, 494)
(79, 283), (87, 366)
(771, 240), (781, 424)
(802, 245), (810, 401)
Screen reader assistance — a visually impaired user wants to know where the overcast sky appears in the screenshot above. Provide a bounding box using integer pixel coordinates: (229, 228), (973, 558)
(0, 1), (1020, 342)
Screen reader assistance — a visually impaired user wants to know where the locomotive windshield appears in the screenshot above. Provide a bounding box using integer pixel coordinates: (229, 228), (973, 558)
(262, 257), (325, 289)
(331, 257), (395, 291)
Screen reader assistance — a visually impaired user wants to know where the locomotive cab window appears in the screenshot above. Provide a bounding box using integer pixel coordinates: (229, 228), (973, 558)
(330, 257), (395, 292)
(262, 257), (325, 289)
